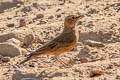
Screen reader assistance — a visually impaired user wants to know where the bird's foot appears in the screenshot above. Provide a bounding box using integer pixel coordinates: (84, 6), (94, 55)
(62, 58), (76, 68)
(56, 57), (74, 68)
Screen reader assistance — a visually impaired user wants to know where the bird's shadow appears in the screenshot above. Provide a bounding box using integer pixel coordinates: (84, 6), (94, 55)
(12, 69), (63, 80)
(0, 0), (23, 13)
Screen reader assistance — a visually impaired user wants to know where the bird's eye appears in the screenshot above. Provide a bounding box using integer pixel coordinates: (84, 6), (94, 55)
(71, 17), (75, 20)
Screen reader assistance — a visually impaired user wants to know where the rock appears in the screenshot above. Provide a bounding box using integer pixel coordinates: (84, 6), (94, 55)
(0, 33), (16, 43)
(24, 34), (35, 45)
(48, 16), (54, 19)
(17, 4), (21, 8)
(7, 17), (12, 20)
(56, 14), (61, 18)
(0, 29), (35, 46)
(21, 6), (32, 12)
(0, 57), (10, 63)
(14, 29), (35, 45)
(116, 75), (120, 80)
(85, 23), (94, 27)
(29, 63), (35, 67)
(0, 42), (21, 57)
(7, 23), (14, 27)
(56, 8), (61, 12)
(90, 70), (104, 77)
(59, 0), (65, 5)
(33, 2), (39, 8)
(108, 30), (115, 35)
(6, 38), (21, 46)
(36, 14), (44, 19)
(77, 21), (82, 25)
(79, 58), (88, 63)
(81, 46), (90, 54)
(84, 40), (105, 47)
(19, 19), (26, 27)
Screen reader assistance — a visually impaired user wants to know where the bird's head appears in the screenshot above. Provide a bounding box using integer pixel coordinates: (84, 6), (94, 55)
(64, 15), (84, 29)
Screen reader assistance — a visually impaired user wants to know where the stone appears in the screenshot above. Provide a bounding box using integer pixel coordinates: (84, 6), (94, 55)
(56, 14), (61, 18)
(90, 70), (104, 77)
(48, 16), (54, 19)
(17, 4), (21, 8)
(116, 75), (120, 80)
(29, 63), (35, 67)
(0, 57), (10, 63)
(79, 58), (88, 63)
(108, 30), (115, 35)
(36, 14), (44, 19)
(24, 34), (35, 45)
(19, 19), (26, 27)
(7, 23), (14, 27)
(0, 42), (21, 57)
(33, 2), (39, 8)
(6, 38), (21, 46)
(84, 40), (105, 47)
(0, 29), (35, 46)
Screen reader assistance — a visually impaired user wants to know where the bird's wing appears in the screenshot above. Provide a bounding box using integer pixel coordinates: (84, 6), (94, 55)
(33, 30), (76, 54)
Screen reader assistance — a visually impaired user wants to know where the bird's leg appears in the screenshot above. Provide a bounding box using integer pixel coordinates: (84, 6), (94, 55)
(56, 56), (66, 65)
(58, 57), (74, 67)
(55, 56), (72, 68)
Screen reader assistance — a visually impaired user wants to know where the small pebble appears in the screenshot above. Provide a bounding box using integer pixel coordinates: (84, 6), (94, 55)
(90, 70), (104, 77)
(19, 19), (26, 27)
(1, 57), (10, 63)
(48, 16), (54, 19)
(7, 23), (14, 27)
(79, 58), (88, 63)
(84, 40), (105, 47)
(36, 14), (44, 19)
(29, 63), (35, 67)
(108, 30), (114, 35)
(56, 14), (61, 18)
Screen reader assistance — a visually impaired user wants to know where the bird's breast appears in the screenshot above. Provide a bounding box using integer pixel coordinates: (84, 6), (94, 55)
(51, 32), (78, 55)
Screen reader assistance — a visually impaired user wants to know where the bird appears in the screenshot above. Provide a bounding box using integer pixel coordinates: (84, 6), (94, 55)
(18, 15), (84, 68)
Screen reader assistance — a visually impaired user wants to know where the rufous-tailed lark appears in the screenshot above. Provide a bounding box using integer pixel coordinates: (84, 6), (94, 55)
(18, 15), (84, 68)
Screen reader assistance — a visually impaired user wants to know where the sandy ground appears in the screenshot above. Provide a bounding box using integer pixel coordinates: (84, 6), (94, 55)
(0, 0), (120, 80)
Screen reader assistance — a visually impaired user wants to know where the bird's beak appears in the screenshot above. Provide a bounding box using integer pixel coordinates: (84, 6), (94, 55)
(75, 15), (84, 22)
(76, 15), (84, 20)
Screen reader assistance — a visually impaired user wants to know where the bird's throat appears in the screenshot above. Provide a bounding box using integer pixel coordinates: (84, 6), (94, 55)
(63, 25), (76, 32)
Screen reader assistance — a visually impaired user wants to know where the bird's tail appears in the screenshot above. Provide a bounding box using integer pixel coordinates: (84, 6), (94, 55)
(19, 54), (33, 65)
(17, 49), (44, 66)
(18, 50), (44, 66)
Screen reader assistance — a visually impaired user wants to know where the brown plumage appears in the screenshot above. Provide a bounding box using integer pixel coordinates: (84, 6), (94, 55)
(19, 15), (84, 67)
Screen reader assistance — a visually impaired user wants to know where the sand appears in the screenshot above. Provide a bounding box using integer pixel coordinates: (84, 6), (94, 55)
(0, 0), (120, 80)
